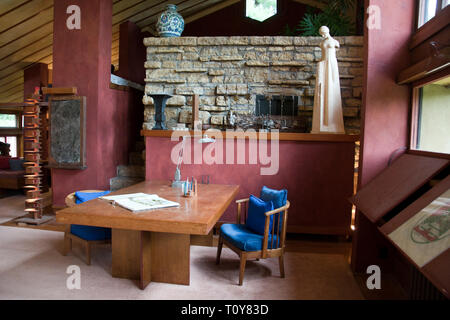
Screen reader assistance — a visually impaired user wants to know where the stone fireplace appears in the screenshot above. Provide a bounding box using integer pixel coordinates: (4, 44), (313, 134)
(143, 36), (363, 134)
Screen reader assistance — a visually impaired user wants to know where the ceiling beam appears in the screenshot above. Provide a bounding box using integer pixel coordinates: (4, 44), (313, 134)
(0, 0), (53, 33)
(0, 7), (53, 48)
(0, 71), (23, 88)
(0, 22), (53, 60)
(0, 0), (29, 15)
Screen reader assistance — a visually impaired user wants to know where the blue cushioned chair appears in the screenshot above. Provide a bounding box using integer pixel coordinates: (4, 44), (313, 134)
(216, 186), (289, 285)
(63, 190), (111, 265)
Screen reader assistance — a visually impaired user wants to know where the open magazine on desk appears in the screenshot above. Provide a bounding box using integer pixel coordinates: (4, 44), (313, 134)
(99, 193), (180, 212)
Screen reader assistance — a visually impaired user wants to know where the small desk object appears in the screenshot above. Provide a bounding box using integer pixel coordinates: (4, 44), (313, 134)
(56, 180), (239, 289)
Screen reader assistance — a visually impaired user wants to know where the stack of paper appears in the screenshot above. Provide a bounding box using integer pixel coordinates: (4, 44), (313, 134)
(100, 193), (179, 212)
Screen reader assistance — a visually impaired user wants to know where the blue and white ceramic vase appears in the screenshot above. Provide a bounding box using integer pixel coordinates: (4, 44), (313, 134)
(156, 4), (184, 37)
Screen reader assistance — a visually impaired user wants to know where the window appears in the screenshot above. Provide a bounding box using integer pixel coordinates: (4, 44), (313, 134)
(246, 0), (277, 22)
(417, 0), (449, 28)
(0, 113), (17, 128)
(411, 76), (450, 154)
(0, 136), (18, 157)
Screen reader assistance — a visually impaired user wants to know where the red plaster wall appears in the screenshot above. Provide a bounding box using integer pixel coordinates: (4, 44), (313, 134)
(146, 136), (355, 235)
(51, 0), (136, 206)
(351, 0), (415, 273)
(358, 0), (414, 187)
(23, 63), (48, 98)
(115, 21), (147, 85)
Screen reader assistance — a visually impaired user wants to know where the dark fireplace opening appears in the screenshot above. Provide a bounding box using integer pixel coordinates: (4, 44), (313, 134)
(255, 95), (299, 117)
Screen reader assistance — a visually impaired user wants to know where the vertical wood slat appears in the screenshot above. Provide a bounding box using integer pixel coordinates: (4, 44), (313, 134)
(271, 214), (275, 249)
(280, 208), (288, 249)
(262, 215), (270, 258)
(244, 202), (247, 223)
(237, 202), (241, 224)
(277, 211), (281, 248)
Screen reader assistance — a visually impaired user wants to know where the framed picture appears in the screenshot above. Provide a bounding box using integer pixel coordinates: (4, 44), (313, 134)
(48, 95), (86, 169)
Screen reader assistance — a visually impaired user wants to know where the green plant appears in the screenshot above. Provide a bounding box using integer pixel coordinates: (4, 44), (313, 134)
(282, 24), (296, 36)
(295, 0), (357, 36)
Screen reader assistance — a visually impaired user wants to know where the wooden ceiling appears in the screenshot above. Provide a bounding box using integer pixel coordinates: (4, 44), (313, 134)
(0, 0), (237, 103)
(0, 0), (324, 103)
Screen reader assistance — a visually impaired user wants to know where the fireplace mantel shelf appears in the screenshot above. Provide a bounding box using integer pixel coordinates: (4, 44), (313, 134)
(141, 130), (359, 142)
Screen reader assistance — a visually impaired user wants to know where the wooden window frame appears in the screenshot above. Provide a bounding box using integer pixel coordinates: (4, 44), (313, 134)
(0, 111), (19, 129)
(412, 2), (449, 50)
(0, 110), (24, 157)
(409, 68), (450, 157)
(416, 0), (447, 30)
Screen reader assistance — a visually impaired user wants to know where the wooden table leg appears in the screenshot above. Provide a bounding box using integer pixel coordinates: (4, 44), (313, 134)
(112, 229), (142, 281)
(151, 232), (190, 285)
(139, 231), (152, 289)
(112, 229), (190, 289)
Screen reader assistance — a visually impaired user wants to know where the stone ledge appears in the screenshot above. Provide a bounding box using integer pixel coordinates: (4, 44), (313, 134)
(143, 36), (364, 48)
(142, 95), (186, 106)
(144, 78), (186, 84)
(144, 61), (162, 69)
(175, 68), (207, 73)
(155, 48), (184, 53)
(200, 106), (228, 112)
(208, 70), (225, 76)
(271, 61), (306, 67)
(210, 55), (244, 61)
(268, 80), (309, 86)
(175, 86), (204, 95)
(338, 57), (364, 63)
(143, 37), (197, 46)
(246, 61), (270, 67)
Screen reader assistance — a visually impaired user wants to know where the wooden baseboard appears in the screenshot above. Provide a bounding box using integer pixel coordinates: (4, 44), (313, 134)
(287, 225), (350, 236)
(215, 222), (350, 236)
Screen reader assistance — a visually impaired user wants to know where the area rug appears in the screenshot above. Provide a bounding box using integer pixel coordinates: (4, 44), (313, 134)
(0, 226), (364, 300)
(0, 195), (27, 224)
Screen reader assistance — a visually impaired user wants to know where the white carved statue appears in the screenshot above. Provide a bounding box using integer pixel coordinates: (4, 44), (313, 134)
(311, 26), (345, 134)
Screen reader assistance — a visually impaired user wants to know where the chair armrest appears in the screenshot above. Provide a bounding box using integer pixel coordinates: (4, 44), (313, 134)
(264, 200), (290, 216)
(261, 200), (290, 258)
(236, 198), (249, 224)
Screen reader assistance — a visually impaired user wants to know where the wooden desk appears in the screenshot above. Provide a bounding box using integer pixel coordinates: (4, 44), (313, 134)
(56, 180), (239, 289)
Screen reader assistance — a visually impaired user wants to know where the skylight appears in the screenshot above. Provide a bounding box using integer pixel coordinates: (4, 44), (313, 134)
(246, 0), (277, 22)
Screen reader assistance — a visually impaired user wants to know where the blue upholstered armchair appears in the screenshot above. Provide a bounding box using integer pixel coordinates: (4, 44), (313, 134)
(216, 186), (290, 285)
(63, 190), (111, 265)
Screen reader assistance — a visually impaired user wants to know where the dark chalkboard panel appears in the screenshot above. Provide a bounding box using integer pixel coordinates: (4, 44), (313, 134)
(48, 96), (86, 169)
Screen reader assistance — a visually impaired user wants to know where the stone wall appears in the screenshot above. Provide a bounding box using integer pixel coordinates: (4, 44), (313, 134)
(143, 36), (363, 134)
